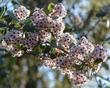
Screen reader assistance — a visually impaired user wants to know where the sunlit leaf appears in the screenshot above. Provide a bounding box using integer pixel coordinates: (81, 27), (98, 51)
(47, 3), (54, 13)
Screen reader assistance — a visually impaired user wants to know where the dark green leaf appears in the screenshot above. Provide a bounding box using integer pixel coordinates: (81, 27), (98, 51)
(102, 62), (109, 70)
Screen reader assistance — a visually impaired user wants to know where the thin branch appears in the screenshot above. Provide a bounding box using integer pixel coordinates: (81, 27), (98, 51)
(94, 73), (110, 83)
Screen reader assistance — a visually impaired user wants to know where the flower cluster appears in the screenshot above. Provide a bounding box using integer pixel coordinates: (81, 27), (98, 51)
(56, 33), (77, 51)
(91, 45), (107, 62)
(0, 3), (108, 86)
(3, 30), (23, 45)
(38, 30), (51, 43)
(49, 3), (67, 18)
(23, 32), (38, 51)
(1, 3), (67, 56)
(1, 30), (40, 55)
(30, 4), (65, 37)
(42, 36), (107, 85)
(13, 5), (30, 20)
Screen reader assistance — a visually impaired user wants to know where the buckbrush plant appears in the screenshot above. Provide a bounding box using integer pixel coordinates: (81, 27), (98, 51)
(0, 3), (108, 86)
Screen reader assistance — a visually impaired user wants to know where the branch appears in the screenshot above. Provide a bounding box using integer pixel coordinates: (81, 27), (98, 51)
(94, 73), (110, 83)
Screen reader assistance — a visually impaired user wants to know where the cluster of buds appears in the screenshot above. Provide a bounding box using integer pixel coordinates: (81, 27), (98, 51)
(1, 3), (67, 56)
(1, 40), (24, 57)
(30, 3), (66, 37)
(56, 33), (77, 52)
(23, 32), (38, 51)
(42, 36), (107, 85)
(1, 30), (39, 56)
(0, 3), (108, 86)
(49, 3), (67, 18)
(3, 30), (24, 45)
(91, 45), (107, 62)
(38, 30), (51, 43)
(13, 5), (30, 20)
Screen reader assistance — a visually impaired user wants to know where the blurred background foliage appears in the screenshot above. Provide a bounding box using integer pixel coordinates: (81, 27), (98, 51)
(0, 0), (110, 88)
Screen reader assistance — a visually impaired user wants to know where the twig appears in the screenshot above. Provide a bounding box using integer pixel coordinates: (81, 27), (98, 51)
(94, 73), (110, 83)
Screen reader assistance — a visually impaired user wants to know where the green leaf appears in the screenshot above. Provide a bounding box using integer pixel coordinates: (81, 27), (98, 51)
(51, 48), (56, 54)
(0, 28), (6, 35)
(102, 62), (109, 70)
(33, 45), (42, 55)
(0, 6), (6, 18)
(23, 18), (32, 25)
(47, 3), (54, 13)
(14, 22), (21, 28)
(50, 36), (56, 46)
